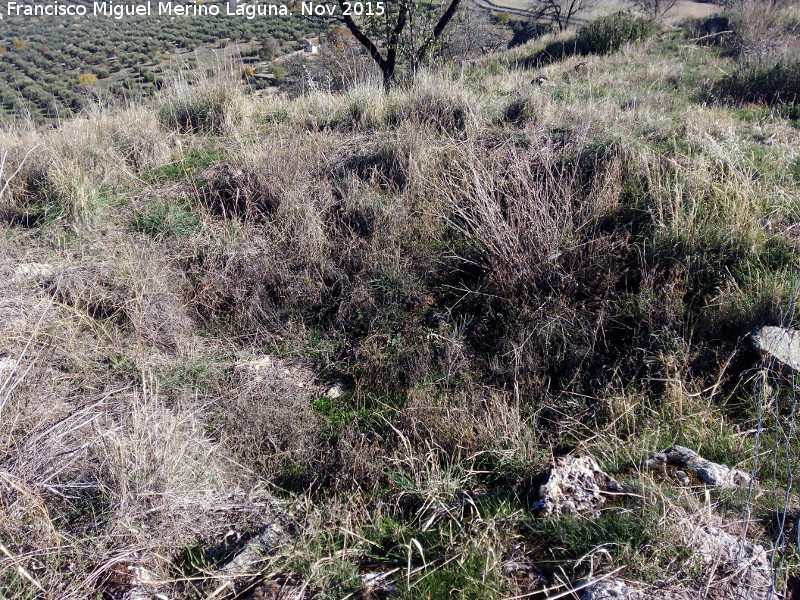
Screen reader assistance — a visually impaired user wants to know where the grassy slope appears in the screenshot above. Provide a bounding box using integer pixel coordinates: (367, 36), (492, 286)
(1, 20), (800, 599)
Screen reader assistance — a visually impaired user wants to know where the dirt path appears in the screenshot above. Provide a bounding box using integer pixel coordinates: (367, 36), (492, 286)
(471, 0), (718, 25)
(470, 0), (590, 26)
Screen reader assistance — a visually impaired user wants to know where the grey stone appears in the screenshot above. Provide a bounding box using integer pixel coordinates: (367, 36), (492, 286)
(581, 578), (699, 599)
(534, 455), (625, 516)
(644, 445), (751, 488)
(673, 470), (691, 487)
(581, 577), (633, 599)
(325, 382), (347, 399)
(206, 506), (290, 598)
(752, 325), (800, 370)
(216, 524), (284, 579)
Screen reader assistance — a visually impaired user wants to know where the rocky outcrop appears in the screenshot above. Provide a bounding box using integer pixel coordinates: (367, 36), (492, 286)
(644, 445), (751, 488)
(234, 353), (347, 400)
(752, 326), (800, 370)
(534, 455), (626, 516)
(11, 262), (55, 284)
(581, 578), (698, 599)
(678, 517), (772, 600)
(580, 513), (773, 600)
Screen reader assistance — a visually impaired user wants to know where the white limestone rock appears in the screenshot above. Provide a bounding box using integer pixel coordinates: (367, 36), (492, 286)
(644, 445), (751, 488)
(752, 326), (800, 370)
(534, 455), (626, 516)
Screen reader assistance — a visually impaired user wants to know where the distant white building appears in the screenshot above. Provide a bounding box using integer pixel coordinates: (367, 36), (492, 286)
(304, 38), (319, 53)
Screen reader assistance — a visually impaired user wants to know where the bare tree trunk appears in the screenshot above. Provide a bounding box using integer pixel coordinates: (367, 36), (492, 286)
(415, 0), (464, 67)
(338, 0), (462, 90)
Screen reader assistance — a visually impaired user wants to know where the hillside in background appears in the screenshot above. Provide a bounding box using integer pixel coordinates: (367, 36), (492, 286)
(0, 0), (330, 122)
(1, 3), (800, 600)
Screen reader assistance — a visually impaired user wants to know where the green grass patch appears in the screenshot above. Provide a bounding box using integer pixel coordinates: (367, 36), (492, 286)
(525, 500), (693, 583)
(141, 146), (226, 183)
(398, 551), (502, 600)
(132, 199), (200, 239)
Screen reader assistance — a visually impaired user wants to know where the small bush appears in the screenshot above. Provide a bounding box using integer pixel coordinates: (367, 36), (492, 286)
(712, 56), (800, 106)
(76, 72), (98, 85)
(528, 13), (659, 66)
(1, 160), (109, 228)
(158, 77), (245, 134)
(509, 20), (552, 48)
(338, 139), (410, 191)
(576, 12), (660, 55)
(502, 92), (540, 126)
(389, 75), (481, 133)
(197, 136), (321, 221)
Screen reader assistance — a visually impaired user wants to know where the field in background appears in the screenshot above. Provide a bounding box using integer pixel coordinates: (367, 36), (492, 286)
(0, 0), (728, 125)
(0, 0), (325, 122)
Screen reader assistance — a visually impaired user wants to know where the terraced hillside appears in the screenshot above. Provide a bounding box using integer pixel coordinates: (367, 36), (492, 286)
(0, 0), (325, 122)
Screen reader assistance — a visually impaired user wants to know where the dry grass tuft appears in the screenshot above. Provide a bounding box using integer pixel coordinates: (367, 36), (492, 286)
(49, 246), (194, 350)
(158, 72), (249, 135)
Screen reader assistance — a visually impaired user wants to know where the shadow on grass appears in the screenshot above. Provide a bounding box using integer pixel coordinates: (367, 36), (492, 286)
(520, 13), (660, 69)
(706, 57), (800, 113)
